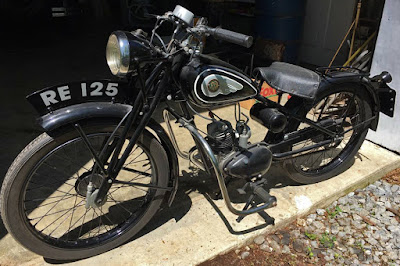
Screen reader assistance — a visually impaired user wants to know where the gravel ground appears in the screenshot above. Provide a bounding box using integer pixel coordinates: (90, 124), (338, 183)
(200, 169), (400, 266)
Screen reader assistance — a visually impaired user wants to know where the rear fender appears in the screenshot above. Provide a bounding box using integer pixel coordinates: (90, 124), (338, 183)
(316, 77), (380, 130)
(265, 73), (395, 144)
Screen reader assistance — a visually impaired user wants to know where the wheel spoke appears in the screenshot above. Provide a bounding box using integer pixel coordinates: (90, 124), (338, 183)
(66, 195), (79, 241)
(108, 194), (133, 215)
(109, 166), (152, 195)
(29, 202), (84, 220)
(39, 199), (85, 234)
(27, 177), (75, 191)
(17, 127), (161, 249)
(48, 200), (85, 237)
(290, 91), (365, 174)
(24, 193), (75, 203)
(31, 184), (76, 227)
(123, 150), (145, 167)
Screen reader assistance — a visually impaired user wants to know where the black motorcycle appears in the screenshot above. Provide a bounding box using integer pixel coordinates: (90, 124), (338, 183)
(0, 5), (395, 260)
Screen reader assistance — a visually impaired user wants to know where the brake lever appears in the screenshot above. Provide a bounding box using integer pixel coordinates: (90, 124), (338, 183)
(144, 13), (158, 19)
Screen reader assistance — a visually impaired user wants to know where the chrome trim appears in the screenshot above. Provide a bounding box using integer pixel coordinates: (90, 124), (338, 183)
(163, 110), (206, 171)
(179, 117), (275, 216)
(172, 5), (194, 25)
(106, 31), (130, 76)
(189, 149), (206, 171)
(201, 74), (244, 98)
(193, 68), (257, 104)
(163, 110), (189, 160)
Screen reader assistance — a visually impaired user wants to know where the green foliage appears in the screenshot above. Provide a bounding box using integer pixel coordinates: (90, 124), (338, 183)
(305, 231), (317, 240)
(326, 206), (343, 218)
(307, 246), (314, 258)
(319, 232), (336, 248)
(355, 241), (365, 252)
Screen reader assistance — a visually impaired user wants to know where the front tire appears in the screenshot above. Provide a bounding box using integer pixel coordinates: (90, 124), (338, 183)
(0, 122), (169, 260)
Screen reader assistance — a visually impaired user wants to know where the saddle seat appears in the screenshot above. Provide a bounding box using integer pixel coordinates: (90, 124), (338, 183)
(255, 62), (321, 100)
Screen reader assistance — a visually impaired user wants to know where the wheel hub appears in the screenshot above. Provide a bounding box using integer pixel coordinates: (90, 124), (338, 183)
(76, 173), (109, 208)
(75, 172), (104, 197)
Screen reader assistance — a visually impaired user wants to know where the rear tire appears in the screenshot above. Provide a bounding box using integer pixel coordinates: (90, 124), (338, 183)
(279, 84), (372, 184)
(1, 122), (169, 260)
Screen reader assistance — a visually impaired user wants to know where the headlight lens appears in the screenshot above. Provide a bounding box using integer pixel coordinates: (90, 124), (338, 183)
(106, 32), (130, 76)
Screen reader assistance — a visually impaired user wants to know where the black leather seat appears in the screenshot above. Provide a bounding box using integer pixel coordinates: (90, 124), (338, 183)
(255, 62), (321, 100)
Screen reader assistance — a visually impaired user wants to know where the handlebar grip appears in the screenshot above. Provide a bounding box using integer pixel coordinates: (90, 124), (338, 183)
(209, 28), (253, 48)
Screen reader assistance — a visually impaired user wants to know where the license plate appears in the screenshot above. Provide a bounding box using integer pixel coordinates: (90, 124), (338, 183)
(27, 80), (131, 115)
(378, 85), (396, 117)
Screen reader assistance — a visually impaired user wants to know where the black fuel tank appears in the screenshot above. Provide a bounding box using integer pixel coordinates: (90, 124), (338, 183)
(180, 58), (258, 108)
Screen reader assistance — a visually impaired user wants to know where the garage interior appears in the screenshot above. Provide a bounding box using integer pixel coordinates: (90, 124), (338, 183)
(0, 0), (394, 255)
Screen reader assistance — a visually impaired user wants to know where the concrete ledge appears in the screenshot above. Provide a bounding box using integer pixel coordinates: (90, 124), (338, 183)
(1, 106), (400, 266)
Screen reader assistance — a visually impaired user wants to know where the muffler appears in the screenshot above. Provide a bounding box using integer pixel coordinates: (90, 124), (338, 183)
(250, 103), (287, 133)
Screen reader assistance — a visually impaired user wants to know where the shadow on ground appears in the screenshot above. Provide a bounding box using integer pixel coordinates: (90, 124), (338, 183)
(6, 148), (358, 265)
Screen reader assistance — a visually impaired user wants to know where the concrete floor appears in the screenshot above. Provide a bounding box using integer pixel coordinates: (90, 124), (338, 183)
(1, 105), (399, 266)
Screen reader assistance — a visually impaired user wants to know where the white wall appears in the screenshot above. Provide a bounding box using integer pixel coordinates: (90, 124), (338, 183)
(367, 0), (400, 152)
(300, 0), (356, 66)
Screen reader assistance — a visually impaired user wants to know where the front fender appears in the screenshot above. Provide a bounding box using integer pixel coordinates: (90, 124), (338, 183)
(38, 102), (131, 131)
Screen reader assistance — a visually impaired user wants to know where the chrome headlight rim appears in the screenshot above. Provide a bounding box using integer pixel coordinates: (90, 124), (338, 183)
(106, 31), (130, 77)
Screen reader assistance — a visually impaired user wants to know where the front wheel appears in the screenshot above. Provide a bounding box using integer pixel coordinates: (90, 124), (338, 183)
(279, 84), (372, 184)
(0, 122), (169, 260)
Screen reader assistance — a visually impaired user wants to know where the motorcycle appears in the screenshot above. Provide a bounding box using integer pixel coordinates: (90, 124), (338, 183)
(0, 5), (395, 260)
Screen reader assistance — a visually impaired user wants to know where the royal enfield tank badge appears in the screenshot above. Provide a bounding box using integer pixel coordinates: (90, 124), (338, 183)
(207, 79), (220, 92)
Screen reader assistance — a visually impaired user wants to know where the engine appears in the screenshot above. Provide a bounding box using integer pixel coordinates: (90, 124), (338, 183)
(205, 120), (272, 179)
(206, 120), (235, 154)
(222, 143), (272, 179)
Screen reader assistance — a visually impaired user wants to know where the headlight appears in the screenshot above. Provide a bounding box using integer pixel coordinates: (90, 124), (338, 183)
(106, 31), (130, 76)
(106, 31), (151, 77)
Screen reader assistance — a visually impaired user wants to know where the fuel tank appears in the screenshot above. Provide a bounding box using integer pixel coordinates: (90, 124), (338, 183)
(180, 57), (258, 108)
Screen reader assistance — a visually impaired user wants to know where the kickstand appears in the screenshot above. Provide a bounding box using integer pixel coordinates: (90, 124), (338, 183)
(236, 194), (255, 223)
(250, 201), (275, 225)
(236, 194), (275, 225)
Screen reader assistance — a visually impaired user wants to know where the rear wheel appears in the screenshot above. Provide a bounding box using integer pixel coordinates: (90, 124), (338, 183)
(280, 85), (372, 184)
(0, 122), (169, 260)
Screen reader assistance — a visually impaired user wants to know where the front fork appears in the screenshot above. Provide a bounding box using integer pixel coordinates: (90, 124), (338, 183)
(76, 63), (169, 207)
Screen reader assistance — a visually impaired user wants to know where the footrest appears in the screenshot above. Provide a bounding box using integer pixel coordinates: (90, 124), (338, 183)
(253, 186), (276, 206)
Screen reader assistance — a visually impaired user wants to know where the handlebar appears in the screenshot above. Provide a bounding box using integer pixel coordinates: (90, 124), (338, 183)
(156, 8), (254, 50)
(207, 27), (253, 48)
